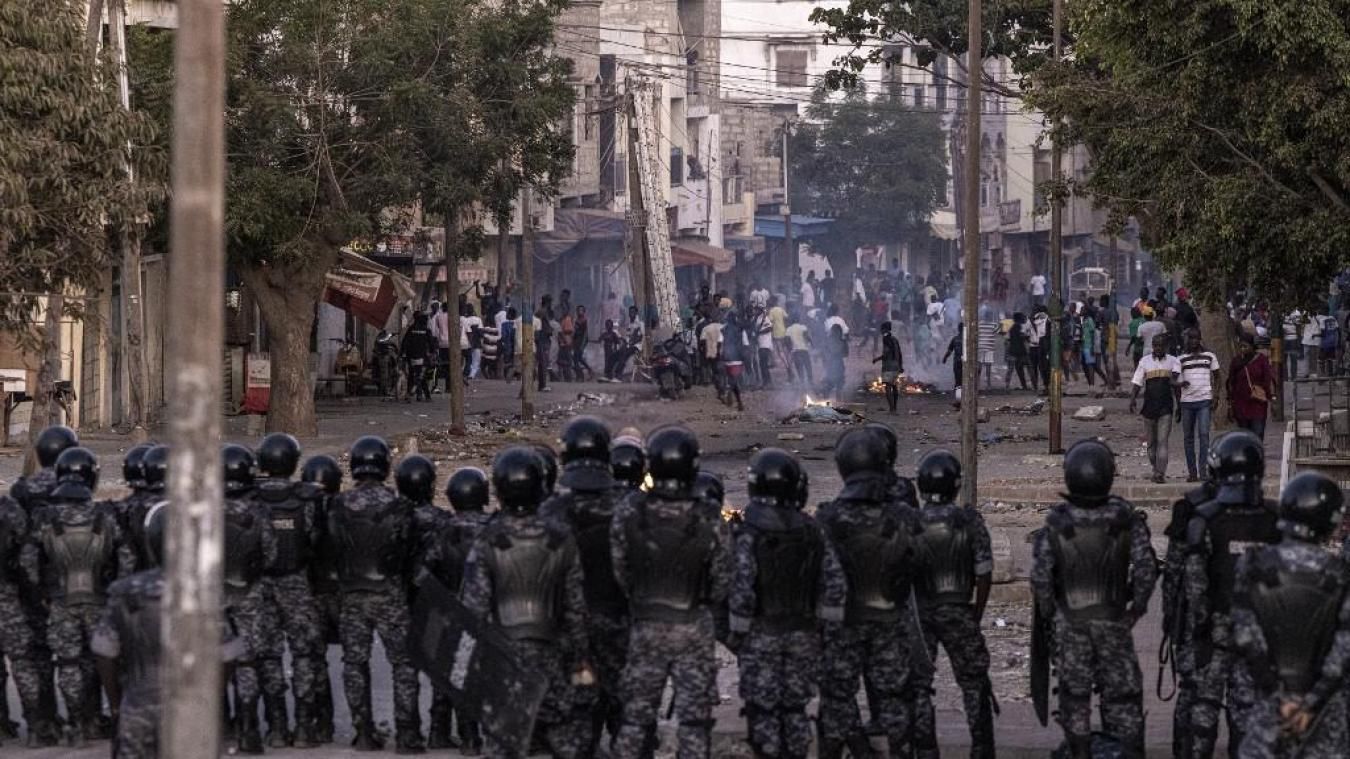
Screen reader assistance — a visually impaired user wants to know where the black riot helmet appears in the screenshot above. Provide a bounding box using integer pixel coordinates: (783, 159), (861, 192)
(123, 444), (152, 489)
(493, 446), (546, 513)
(349, 436), (392, 481)
(222, 445), (256, 496)
(533, 444), (559, 494)
(747, 448), (803, 502)
(692, 471), (725, 511)
(795, 470), (810, 510)
(142, 445), (169, 493)
(395, 455), (437, 504)
(645, 425), (699, 497)
(865, 422), (899, 467)
(143, 501), (168, 567)
(560, 416), (612, 464)
(446, 467), (489, 512)
(35, 425), (79, 469)
(611, 436), (646, 488)
(1208, 431), (1265, 505)
(301, 455), (343, 495)
(1277, 472), (1344, 542)
(55, 447), (100, 491)
(1062, 439), (1116, 505)
(256, 433), (302, 479)
(835, 428), (889, 480)
(916, 449), (962, 504)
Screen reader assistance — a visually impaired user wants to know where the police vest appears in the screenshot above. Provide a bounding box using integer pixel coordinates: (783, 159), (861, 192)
(255, 481), (313, 577)
(329, 489), (408, 592)
(40, 502), (117, 605)
(1048, 501), (1134, 622)
(484, 522), (574, 642)
(569, 492), (626, 618)
(624, 495), (717, 623)
(120, 491), (160, 572)
(224, 500), (267, 593)
(914, 504), (976, 605)
(1246, 550), (1347, 695)
(745, 504), (822, 632)
(0, 499), (19, 583)
(828, 502), (911, 624)
(1192, 500), (1281, 613)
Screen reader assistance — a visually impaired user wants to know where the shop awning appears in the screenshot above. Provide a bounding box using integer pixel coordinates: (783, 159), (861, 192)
(324, 250), (415, 328)
(754, 214), (834, 239)
(533, 208), (626, 263)
(671, 237), (734, 273)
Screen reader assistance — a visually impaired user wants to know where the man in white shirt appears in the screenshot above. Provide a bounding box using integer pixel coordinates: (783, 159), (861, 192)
(785, 315), (813, 386)
(1029, 274), (1047, 307)
(748, 282), (770, 309)
(1129, 333), (1182, 483)
(1177, 328), (1220, 481)
(429, 302), (450, 392)
(1029, 308), (1049, 392)
(823, 304), (850, 338)
(460, 305), (484, 379)
(799, 278), (816, 309)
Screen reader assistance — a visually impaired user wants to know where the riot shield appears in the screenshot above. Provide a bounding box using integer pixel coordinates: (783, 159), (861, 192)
(907, 592), (935, 681)
(1031, 597), (1052, 726)
(410, 574), (548, 747)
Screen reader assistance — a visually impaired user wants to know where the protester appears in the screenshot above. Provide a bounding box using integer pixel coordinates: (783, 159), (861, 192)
(1177, 328), (1220, 482)
(1129, 334), (1182, 483)
(977, 307), (999, 391)
(1004, 312), (1030, 391)
(872, 321), (904, 413)
(1228, 334), (1275, 440)
(819, 323), (848, 402)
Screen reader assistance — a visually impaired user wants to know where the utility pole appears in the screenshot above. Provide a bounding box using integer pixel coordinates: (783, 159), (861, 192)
(163, 0), (225, 755)
(109, 0), (149, 438)
(781, 125), (793, 296)
(960, 0), (982, 508)
(1048, 0), (1065, 454)
(625, 88), (651, 355)
(521, 188), (536, 421)
(445, 211), (465, 435)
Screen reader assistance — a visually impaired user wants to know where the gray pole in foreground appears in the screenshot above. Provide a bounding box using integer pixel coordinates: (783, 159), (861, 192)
(163, 0), (225, 755)
(521, 188), (536, 421)
(781, 125), (793, 295)
(1048, 0), (1065, 454)
(960, 0), (982, 507)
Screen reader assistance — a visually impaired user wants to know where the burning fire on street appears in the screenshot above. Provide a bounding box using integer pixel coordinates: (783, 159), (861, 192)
(865, 376), (939, 395)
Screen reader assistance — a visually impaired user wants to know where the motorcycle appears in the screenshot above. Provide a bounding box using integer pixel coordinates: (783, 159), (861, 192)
(372, 331), (401, 396)
(652, 336), (692, 399)
(331, 338), (365, 395)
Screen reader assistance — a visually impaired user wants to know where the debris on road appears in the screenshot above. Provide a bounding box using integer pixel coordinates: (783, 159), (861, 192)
(993, 398), (1046, 416)
(781, 398), (865, 424)
(776, 432), (805, 441)
(1072, 405), (1106, 421)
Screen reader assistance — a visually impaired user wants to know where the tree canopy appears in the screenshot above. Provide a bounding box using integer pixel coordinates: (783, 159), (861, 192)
(0, 1), (160, 342)
(788, 85), (948, 266)
(1029, 0), (1350, 309)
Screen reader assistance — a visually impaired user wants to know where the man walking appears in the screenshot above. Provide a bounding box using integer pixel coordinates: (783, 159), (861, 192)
(1129, 334), (1182, 483)
(1177, 329), (1220, 482)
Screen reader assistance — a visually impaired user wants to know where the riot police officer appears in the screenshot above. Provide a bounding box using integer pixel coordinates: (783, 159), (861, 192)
(1232, 473), (1350, 758)
(729, 448), (846, 759)
(816, 428), (920, 759)
(325, 436), (423, 752)
(25, 446), (131, 745)
(910, 449), (995, 759)
(222, 444), (278, 754)
(297, 454), (342, 745)
(865, 421), (918, 508)
(1184, 431), (1281, 758)
(610, 425), (730, 759)
(10, 425), (80, 514)
(114, 444), (154, 572)
(251, 433), (324, 747)
(1030, 439), (1156, 759)
(610, 434), (645, 497)
(461, 446), (590, 757)
(692, 470), (725, 520)
(542, 416), (629, 756)
(416, 467), (492, 754)
(0, 490), (53, 745)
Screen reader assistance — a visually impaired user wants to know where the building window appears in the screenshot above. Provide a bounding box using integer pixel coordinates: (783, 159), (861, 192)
(912, 85), (925, 109)
(615, 155), (627, 195)
(583, 85), (595, 140)
(980, 178), (989, 207)
(670, 147), (684, 186)
(776, 49), (809, 88)
(936, 84), (947, 111)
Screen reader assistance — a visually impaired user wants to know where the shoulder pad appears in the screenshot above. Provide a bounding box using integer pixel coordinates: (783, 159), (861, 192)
(1045, 503), (1074, 533)
(1195, 500), (1223, 521)
(1185, 516), (1209, 548)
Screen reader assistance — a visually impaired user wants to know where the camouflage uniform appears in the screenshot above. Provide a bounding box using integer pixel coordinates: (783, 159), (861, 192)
(9, 467), (60, 734)
(728, 499), (847, 759)
(408, 498), (457, 748)
(1161, 482), (1215, 758)
(326, 482), (421, 739)
(0, 496), (47, 741)
(610, 491), (731, 759)
(544, 480), (631, 756)
(250, 476), (325, 743)
(1231, 542), (1350, 759)
(296, 481), (340, 742)
(1030, 497), (1157, 757)
(114, 488), (160, 574)
(222, 494), (278, 739)
(1184, 497), (1280, 758)
(911, 503), (995, 759)
(461, 511), (590, 758)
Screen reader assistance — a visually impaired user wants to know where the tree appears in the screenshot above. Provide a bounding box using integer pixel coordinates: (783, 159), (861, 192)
(0, 1), (159, 460)
(1028, 0), (1350, 311)
(788, 85), (948, 283)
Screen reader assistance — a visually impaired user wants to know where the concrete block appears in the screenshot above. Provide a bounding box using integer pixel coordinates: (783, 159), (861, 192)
(1072, 405), (1106, 421)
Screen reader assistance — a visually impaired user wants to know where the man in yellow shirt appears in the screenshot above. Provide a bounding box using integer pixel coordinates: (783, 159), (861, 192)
(768, 296), (791, 381)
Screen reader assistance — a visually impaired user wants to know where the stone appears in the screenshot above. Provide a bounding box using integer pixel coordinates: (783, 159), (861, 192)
(1072, 405), (1106, 421)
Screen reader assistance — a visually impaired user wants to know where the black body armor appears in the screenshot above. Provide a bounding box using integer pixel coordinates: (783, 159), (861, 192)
(829, 503), (911, 624)
(914, 506), (976, 605)
(1191, 499), (1280, 613)
(484, 522), (574, 641)
(117, 573), (166, 701)
(39, 503), (116, 605)
(254, 480), (312, 576)
(225, 499), (267, 593)
(0, 499), (19, 582)
(744, 503), (822, 632)
(570, 492), (626, 618)
(1048, 502), (1134, 621)
(328, 488), (408, 592)
(624, 495), (717, 623)
(1246, 553), (1347, 694)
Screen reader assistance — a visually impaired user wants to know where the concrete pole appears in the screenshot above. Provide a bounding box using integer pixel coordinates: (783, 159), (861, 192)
(162, 0), (226, 755)
(960, 0), (982, 507)
(446, 212), (465, 435)
(521, 188), (536, 421)
(1048, 0), (1065, 454)
(782, 125), (793, 296)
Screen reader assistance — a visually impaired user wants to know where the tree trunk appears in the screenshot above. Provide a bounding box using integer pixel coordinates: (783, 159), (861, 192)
(445, 213), (465, 436)
(1200, 305), (1237, 432)
(23, 294), (64, 474)
(122, 229), (149, 436)
(238, 252), (336, 437)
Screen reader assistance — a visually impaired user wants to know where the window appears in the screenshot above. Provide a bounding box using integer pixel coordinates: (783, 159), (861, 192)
(583, 85), (595, 140)
(936, 84), (947, 111)
(615, 155), (627, 195)
(670, 147), (684, 186)
(912, 85), (925, 109)
(776, 49), (809, 88)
